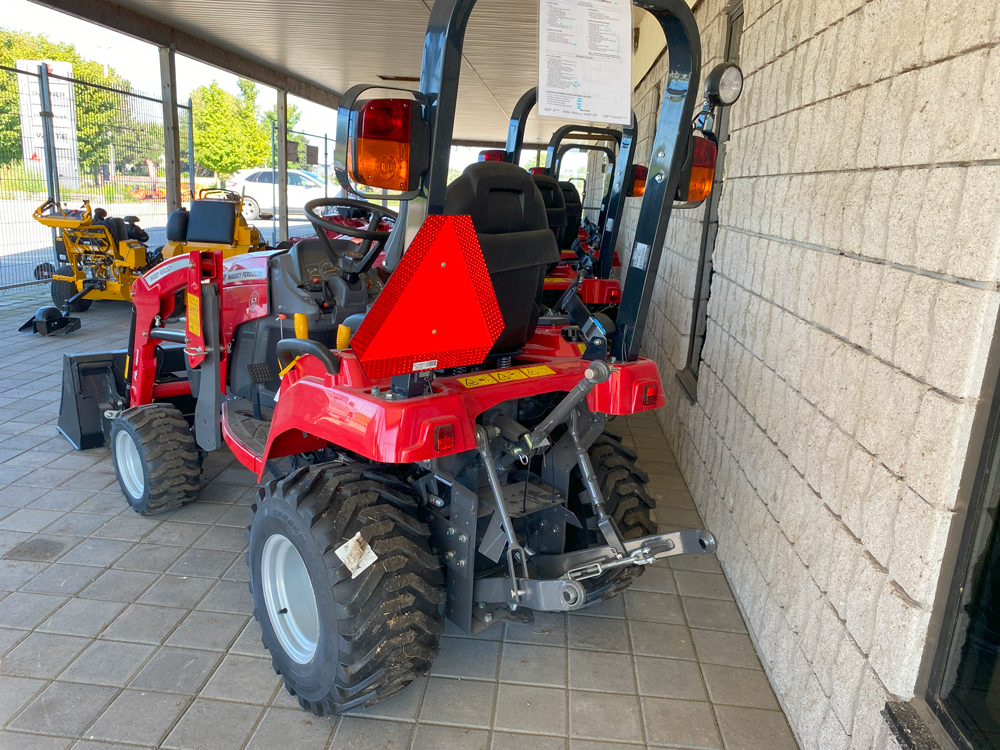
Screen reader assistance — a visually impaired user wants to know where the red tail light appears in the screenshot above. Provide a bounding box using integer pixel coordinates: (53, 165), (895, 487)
(434, 424), (455, 452)
(642, 383), (658, 406)
(630, 165), (647, 197)
(529, 167), (547, 175)
(354, 98), (413, 191)
(609, 287), (621, 302)
(479, 149), (506, 162)
(686, 137), (717, 203)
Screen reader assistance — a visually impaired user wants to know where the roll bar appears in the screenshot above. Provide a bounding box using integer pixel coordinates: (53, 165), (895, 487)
(553, 143), (616, 230)
(411, 0), (702, 362)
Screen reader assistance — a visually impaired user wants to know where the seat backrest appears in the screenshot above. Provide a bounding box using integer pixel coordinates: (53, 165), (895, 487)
(445, 162), (560, 354)
(559, 181), (582, 250)
(166, 209), (189, 243)
(186, 200), (236, 244)
(532, 174), (567, 247)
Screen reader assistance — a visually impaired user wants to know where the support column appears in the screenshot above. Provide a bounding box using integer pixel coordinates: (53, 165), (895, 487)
(38, 64), (61, 262)
(159, 46), (182, 214)
(276, 90), (289, 242)
(187, 98), (195, 201)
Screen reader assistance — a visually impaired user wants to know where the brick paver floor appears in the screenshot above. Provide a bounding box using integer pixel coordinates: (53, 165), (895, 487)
(0, 289), (799, 750)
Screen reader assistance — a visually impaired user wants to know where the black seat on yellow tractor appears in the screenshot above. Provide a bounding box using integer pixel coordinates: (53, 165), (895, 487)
(532, 173), (567, 247)
(559, 181), (582, 250)
(186, 200), (236, 244)
(445, 162), (559, 354)
(166, 208), (189, 242)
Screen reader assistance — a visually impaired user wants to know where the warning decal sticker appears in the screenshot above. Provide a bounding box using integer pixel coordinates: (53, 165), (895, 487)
(457, 366), (557, 388)
(186, 292), (201, 337)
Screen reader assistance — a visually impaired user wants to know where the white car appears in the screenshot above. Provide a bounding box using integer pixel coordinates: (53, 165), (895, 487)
(226, 169), (341, 220)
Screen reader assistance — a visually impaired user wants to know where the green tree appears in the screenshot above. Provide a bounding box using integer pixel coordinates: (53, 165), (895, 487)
(263, 103), (309, 170)
(191, 82), (244, 184)
(236, 78), (269, 168)
(0, 29), (133, 174)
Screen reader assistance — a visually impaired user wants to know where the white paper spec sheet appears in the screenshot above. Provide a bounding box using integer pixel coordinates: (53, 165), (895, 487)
(538, 0), (633, 126)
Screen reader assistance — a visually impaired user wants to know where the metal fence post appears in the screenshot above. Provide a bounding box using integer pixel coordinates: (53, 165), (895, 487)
(38, 64), (61, 263)
(276, 91), (288, 242)
(324, 134), (329, 198)
(188, 97), (195, 201)
(159, 46), (182, 214)
(271, 122), (277, 242)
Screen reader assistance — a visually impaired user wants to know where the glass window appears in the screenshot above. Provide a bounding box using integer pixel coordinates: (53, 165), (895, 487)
(256, 171), (275, 184)
(245, 172), (261, 183)
(288, 173), (306, 187)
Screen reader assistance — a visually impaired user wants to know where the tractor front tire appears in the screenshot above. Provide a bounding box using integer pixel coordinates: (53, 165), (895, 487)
(50, 266), (92, 312)
(110, 404), (201, 515)
(247, 463), (445, 716)
(567, 432), (657, 605)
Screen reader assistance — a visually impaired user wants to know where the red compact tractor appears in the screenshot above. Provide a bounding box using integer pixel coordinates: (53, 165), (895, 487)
(58, 0), (742, 717)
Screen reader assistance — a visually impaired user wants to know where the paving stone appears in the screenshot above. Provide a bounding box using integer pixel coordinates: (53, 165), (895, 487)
(670, 554), (724, 575)
(129, 646), (223, 695)
(629, 620), (696, 660)
(0, 508), (63, 533)
(73, 495), (128, 516)
(569, 741), (644, 750)
(84, 689), (190, 747)
(0, 675), (47, 724)
(0, 591), (68, 629)
(3, 633), (90, 679)
(191, 525), (248, 552)
(167, 502), (231, 525)
(142, 522), (209, 547)
(196, 579), (254, 615)
(681, 597), (749, 634)
(343, 676), (426, 721)
(0, 732), (73, 750)
(628, 565), (677, 594)
(504, 612), (566, 646)
(43, 513), (112, 538)
(430, 636), (500, 680)
(0, 486), (48, 509)
(570, 691), (642, 743)
(419, 677), (496, 728)
(702, 665), (780, 710)
(635, 656), (709, 701)
(201, 654), (281, 704)
(0, 626), (27, 656)
(245, 707), (335, 750)
(690, 630), (764, 671)
(137, 574), (214, 608)
(101, 603), (188, 644)
(714, 705), (798, 750)
(162, 698), (263, 750)
(20, 563), (101, 595)
(568, 649), (637, 694)
(4, 534), (80, 562)
(38, 598), (126, 637)
(60, 639), (155, 687)
(230, 619), (267, 657)
(113, 543), (185, 573)
(574, 596), (625, 619)
(167, 548), (239, 578)
(332, 717), (413, 750)
(412, 724), (489, 750)
(493, 683), (567, 735)
(80, 569), (159, 602)
(0, 559), (46, 590)
(499, 642), (567, 687)
(165, 610), (249, 651)
(624, 590), (686, 624)
(674, 571), (736, 601)
(569, 615), (631, 652)
(92, 516), (158, 542)
(57, 538), (131, 567)
(641, 697), (722, 749)
(494, 732), (567, 750)
(9, 681), (118, 737)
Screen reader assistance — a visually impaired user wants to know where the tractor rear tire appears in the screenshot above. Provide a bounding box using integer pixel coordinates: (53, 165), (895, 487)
(566, 431), (657, 605)
(51, 266), (92, 312)
(110, 404), (201, 515)
(247, 463), (445, 716)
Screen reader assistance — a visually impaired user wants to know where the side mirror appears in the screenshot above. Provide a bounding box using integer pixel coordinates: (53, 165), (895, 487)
(334, 85), (431, 201)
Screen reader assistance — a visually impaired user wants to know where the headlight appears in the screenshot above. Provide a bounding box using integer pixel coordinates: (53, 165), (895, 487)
(704, 62), (743, 107)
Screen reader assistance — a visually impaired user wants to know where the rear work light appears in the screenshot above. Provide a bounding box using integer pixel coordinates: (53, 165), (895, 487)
(629, 165), (647, 197)
(479, 149), (506, 162)
(434, 424), (455, 452)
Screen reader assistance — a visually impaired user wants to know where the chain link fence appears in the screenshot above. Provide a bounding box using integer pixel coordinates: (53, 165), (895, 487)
(0, 63), (192, 290)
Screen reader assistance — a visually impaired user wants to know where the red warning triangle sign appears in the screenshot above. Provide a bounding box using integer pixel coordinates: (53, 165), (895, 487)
(351, 215), (503, 379)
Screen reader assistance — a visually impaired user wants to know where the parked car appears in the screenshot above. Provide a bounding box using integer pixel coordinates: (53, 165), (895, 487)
(226, 169), (340, 220)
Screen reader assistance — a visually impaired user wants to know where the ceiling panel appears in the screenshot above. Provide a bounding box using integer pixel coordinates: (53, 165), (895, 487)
(106, 0), (642, 143)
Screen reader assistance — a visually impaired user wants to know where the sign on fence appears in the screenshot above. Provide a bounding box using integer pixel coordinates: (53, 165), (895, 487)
(16, 60), (81, 188)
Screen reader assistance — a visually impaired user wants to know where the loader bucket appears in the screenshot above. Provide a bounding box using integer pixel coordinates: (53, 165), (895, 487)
(58, 351), (129, 450)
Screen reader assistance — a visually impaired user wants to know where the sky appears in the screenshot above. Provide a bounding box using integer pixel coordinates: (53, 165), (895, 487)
(4, 0), (336, 139)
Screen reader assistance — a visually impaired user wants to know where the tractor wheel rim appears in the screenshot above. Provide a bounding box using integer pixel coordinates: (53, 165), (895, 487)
(261, 533), (319, 664)
(114, 430), (145, 499)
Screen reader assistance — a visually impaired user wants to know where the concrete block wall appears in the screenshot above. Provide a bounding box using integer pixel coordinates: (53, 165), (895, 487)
(609, 0), (1000, 748)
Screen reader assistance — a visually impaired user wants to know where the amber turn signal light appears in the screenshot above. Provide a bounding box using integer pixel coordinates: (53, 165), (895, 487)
(685, 136), (717, 203)
(630, 165), (648, 197)
(352, 99), (414, 191)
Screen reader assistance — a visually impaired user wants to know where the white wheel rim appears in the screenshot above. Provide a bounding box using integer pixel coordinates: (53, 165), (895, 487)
(261, 533), (319, 664)
(243, 200), (257, 219)
(114, 430), (145, 499)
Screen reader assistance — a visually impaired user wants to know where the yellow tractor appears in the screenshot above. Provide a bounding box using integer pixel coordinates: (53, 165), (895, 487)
(34, 198), (159, 311)
(33, 190), (266, 312)
(159, 189), (267, 260)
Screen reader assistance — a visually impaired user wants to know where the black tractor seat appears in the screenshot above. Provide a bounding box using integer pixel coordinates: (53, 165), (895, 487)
(532, 173), (567, 248)
(165, 200), (237, 245)
(559, 181), (583, 250)
(445, 161), (560, 355)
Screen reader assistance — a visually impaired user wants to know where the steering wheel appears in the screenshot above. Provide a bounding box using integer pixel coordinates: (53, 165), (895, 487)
(304, 197), (398, 277)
